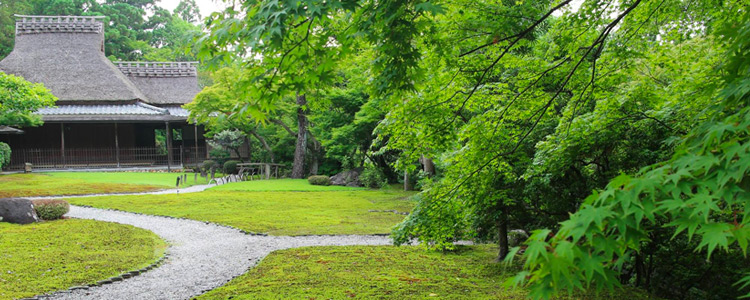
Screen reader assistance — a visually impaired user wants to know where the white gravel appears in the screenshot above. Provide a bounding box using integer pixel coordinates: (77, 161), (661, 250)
(30, 183), (216, 201)
(45, 205), (392, 300)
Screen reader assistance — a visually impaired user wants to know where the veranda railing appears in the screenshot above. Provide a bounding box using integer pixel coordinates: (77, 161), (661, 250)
(5, 146), (207, 170)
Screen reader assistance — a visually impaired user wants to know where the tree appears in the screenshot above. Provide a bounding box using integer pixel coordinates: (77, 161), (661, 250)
(0, 71), (57, 168)
(185, 67), (276, 163)
(208, 130), (246, 161)
(173, 0), (200, 23)
(507, 10), (750, 300)
(195, 0), (747, 298)
(0, 72), (56, 127)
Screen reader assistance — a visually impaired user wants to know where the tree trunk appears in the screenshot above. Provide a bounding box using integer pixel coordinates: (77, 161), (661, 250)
(421, 156), (435, 176)
(291, 94), (308, 178)
(250, 130), (274, 163)
(309, 131), (320, 175)
(404, 170), (412, 191)
(496, 206), (509, 261)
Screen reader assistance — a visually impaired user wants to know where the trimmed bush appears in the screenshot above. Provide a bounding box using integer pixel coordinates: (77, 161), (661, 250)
(308, 175), (331, 186)
(32, 199), (70, 220)
(224, 160), (240, 174)
(202, 160), (217, 172)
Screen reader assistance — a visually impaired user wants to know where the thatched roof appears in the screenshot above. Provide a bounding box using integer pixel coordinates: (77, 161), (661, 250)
(0, 15), (148, 102)
(116, 62), (202, 105)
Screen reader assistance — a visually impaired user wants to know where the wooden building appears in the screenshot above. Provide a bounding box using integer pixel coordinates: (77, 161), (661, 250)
(0, 15), (206, 170)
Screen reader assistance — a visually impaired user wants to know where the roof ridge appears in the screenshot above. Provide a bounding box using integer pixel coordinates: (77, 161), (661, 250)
(14, 15), (104, 35)
(115, 61), (198, 78)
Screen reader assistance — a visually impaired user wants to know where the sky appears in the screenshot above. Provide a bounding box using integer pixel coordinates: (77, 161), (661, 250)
(157, 0), (227, 18)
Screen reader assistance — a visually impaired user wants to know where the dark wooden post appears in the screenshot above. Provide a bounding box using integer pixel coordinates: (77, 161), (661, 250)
(194, 123), (199, 164)
(60, 123), (65, 167)
(114, 123), (120, 168)
(166, 122), (173, 171)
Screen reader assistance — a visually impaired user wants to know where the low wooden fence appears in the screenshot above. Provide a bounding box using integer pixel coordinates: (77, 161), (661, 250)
(5, 146), (207, 170)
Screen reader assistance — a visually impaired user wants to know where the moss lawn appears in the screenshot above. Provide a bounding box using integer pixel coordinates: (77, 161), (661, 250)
(0, 219), (167, 300)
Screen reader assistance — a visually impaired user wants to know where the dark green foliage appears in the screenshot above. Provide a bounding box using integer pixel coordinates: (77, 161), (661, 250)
(0, 142), (10, 169)
(32, 199), (69, 220)
(307, 175), (331, 186)
(202, 160), (217, 172)
(208, 148), (229, 166)
(359, 165), (387, 189)
(223, 160), (240, 174)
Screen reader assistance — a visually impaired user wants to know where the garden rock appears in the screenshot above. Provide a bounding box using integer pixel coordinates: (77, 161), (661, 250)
(0, 198), (39, 224)
(508, 229), (529, 247)
(330, 167), (364, 187)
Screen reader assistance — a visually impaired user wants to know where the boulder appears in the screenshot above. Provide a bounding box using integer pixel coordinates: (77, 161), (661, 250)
(330, 167), (364, 187)
(508, 229), (530, 247)
(0, 198), (39, 224)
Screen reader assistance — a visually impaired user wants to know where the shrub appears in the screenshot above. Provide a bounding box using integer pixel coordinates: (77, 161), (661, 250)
(359, 165), (387, 188)
(224, 160), (240, 174)
(0, 142), (10, 169)
(308, 175), (331, 186)
(208, 148), (230, 166)
(202, 160), (217, 172)
(33, 199), (69, 220)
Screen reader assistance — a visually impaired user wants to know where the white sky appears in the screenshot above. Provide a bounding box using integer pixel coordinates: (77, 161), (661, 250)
(156, 0), (227, 19)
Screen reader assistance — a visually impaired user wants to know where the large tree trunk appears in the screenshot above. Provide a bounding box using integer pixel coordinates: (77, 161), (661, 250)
(291, 94), (308, 178)
(496, 206), (509, 262)
(421, 155), (435, 176)
(250, 130), (274, 163)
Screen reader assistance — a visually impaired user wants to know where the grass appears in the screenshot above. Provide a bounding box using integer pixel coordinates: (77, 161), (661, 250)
(45, 172), (213, 187)
(0, 172), (215, 197)
(209, 179), (364, 192)
(0, 219), (167, 300)
(196, 245), (656, 300)
(68, 189), (416, 235)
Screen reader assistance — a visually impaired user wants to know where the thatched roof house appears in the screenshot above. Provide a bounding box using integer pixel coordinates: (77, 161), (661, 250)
(0, 15), (207, 170)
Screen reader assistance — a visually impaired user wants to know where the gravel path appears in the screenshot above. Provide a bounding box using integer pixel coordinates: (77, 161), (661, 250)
(30, 183), (216, 200)
(45, 205), (392, 300)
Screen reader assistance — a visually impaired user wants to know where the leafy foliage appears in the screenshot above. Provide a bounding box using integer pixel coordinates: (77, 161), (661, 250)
(207, 129), (246, 161)
(507, 10), (750, 300)
(0, 71), (56, 127)
(359, 164), (388, 189)
(0, 142), (10, 169)
(195, 0), (750, 298)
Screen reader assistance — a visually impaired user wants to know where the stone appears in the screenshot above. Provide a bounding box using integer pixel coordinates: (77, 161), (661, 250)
(508, 229), (530, 247)
(0, 198), (38, 224)
(330, 167), (364, 187)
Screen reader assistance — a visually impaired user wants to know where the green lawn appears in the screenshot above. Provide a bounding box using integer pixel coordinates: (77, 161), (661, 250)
(68, 189), (416, 235)
(46, 172), (212, 187)
(0, 172), (213, 198)
(209, 179), (364, 192)
(0, 219), (166, 300)
(196, 245), (655, 300)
